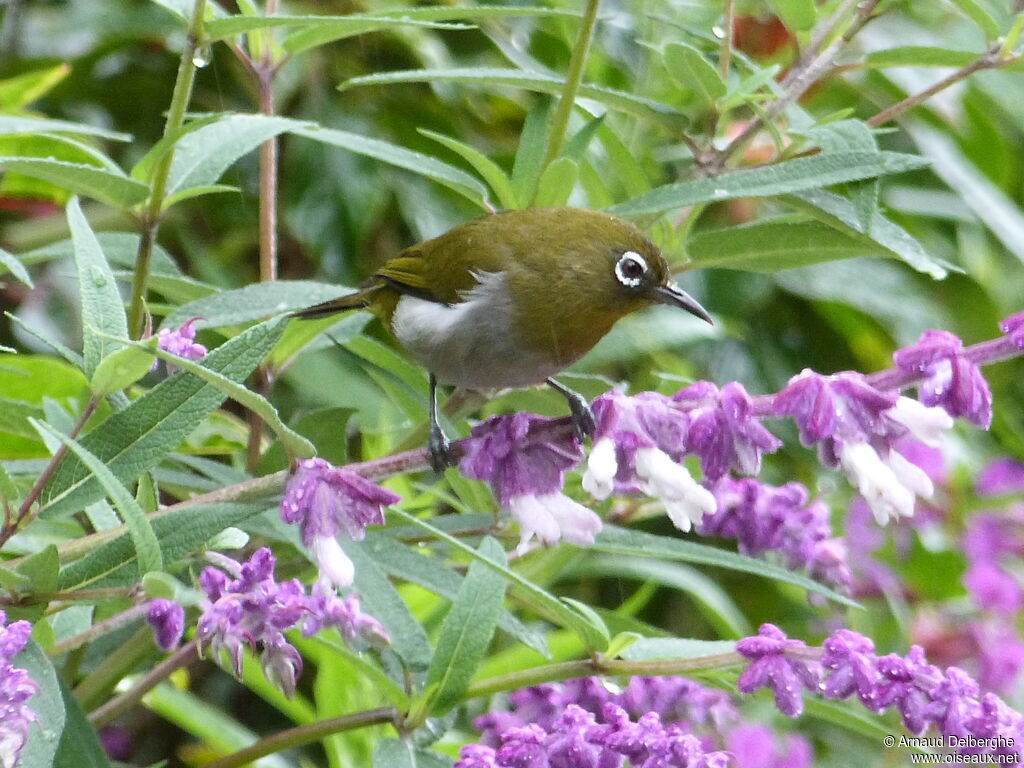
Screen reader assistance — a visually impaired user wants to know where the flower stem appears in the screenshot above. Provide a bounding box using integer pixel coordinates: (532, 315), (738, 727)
(542, 0), (601, 169)
(50, 603), (150, 657)
(89, 640), (199, 726)
(196, 707), (399, 768)
(127, 0), (208, 337)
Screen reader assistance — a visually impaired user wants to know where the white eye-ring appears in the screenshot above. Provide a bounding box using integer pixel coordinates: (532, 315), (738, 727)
(615, 251), (647, 287)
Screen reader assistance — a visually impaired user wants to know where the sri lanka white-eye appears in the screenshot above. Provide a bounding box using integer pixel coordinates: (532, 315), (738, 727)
(293, 206), (712, 470)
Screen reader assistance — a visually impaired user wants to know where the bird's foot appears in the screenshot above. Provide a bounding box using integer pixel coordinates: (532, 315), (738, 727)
(427, 423), (455, 472)
(565, 391), (597, 442)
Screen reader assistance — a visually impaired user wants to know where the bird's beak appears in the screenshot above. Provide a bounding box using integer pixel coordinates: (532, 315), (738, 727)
(653, 281), (713, 324)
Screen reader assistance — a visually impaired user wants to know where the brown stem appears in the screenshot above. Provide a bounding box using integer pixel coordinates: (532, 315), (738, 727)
(89, 641), (200, 726)
(0, 397), (98, 550)
(866, 45), (1017, 127)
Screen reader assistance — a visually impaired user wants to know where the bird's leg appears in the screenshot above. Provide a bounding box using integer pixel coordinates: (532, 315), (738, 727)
(427, 373), (454, 472)
(547, 377), (596, 441)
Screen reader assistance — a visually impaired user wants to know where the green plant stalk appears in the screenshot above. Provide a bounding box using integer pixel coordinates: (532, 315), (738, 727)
(49, 602), (149, 657)
(196, 707), (399, 768)
(73, 625), (155, 710)
(542, 0), (601, 168)
(127, 0), (208, 337)
(89, 641), (200, 726)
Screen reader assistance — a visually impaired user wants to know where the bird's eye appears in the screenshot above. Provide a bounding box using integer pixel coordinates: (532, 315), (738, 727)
(615, 251), (648, 287)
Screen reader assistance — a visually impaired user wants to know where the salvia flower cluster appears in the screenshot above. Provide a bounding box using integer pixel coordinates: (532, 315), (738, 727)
(0, 610), (37, 768)
(153, 317), (207, 372)
(737, 624), (1024, 759)
(195, 548), (388, 696)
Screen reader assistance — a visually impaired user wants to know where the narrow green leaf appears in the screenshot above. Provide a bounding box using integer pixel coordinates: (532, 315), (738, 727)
(130, 114), (225, 184)
(34, 419), (163, 575)
(948, 0), (1002, 39)
(425, 537), (507, 715)
(0, 562), (31, 592)
(341, 68), (684, 121)
(388, 507), (609, 650)
(608, 151), (929, 217)
(20, 232), (182, 276)
(53, 680), (113, 768)
(664, 42), (726, 104)
(864, 46), (980, 68)
(0, 463), (20, 503)
(68, 197), (129, 378)
(419, 129), (518, 210)
(163, 280), (352, 330)
(784, 189), (954, 278)
(13, 641), (65, 768)
(5, 314), (84, 369)
(0, 246), (33, 287)
(40, 319), (286, 518)
(165, 114), (306, 198)
(593, 525), (858, 607)
(770, 0), (817, 30)
(512, 98), (552, 208)
(285, 19), (471, 55)
(162, 183), (240, 209)
(372, 740), (454, 768)
(0, 115), (130, 142)
(8, 546), (59, 622)
(0, 158), (148, 208)
(620, 637), (738, 661)
(562, 114), (605, 162)
(341, 540), (433, 672)
(850, 178), (880, 234)
(206, 13), (471, 42)
(0, 64), (70, 110)
(90, 337), (158, 396)
(292, 125), (489, 209)
(344, 336), (426, 395)
(533, 157), (579, 207)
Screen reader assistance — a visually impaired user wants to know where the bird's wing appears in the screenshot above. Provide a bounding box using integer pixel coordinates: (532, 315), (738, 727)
(376, 240), (489, 305)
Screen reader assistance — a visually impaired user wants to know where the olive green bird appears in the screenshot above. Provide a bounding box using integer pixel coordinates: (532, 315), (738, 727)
(293, 207), (712, 470)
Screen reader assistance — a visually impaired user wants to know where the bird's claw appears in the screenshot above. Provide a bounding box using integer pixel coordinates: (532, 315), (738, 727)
(566, 392), (597, 442)
(428, 424), (455, 472)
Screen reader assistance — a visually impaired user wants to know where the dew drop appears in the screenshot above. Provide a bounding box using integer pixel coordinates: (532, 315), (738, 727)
(712, 188), (728, 198)
(192, 45), (212, 68)
(712, 25), (726, 38)
(91, 268), (107, 288)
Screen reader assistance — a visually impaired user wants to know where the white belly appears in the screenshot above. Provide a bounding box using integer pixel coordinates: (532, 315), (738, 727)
(390, 272), (561, 389)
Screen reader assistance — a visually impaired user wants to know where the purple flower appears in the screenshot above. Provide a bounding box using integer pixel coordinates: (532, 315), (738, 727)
(583, 391), (715, 533)
(893, 330), (992, 428)
(460, 413), (601, 552)
(99, 727), (134, 761)
(281, 458), (398, 588)
(302, 586), (390, 651)
(0, 610), (38, 768)
(874, 646), (945, 735)
(977, 458), (1024, 496)
(1000, 311), (1024, 350)
(154, 317), (207, 372)
(147, 599), (185, 651)
(726, 725), (812, 768)
(963, 563), (1021, 614)
(673, 381), (781, 480)
(821, 630), (881, 709)
(454, 744), (498, 768)
(972, 622), (1024, 695)
(962, 514), (1023, 613)
(927, 667), (981, 738)
(735, 624), (822, 717)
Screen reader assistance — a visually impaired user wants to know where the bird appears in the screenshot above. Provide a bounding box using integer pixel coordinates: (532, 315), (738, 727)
(292, 206), (712, 471)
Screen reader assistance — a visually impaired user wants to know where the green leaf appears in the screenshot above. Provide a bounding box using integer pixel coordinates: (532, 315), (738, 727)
(19, 232), (182, 276)
(372, 740), (454, 768)
(664, 42), (726, 104)
(948, 0), (1002, 39)
(205, 13), (471, 42)
(0, 64), (71, 110)
(341, 539), (433, 672)
(165, 114), (306, 198)
(783, 189), (955, 278)
(292, 124), (489, 209)
(0, 246), (33, 287)
(512, 98), (552, 208)
(425, 537), (507, 715)
(341, 68), (684, 121)
(163, 280), (351, 329)
(608, 151), (928, 217)
(162, 183), (240, 209)
(40, 319), (286, 518)
(53, 680), (113, 768)
(59, 502), (271, 590)
(864, 46), (980, 68)
(0, 115), (130, 142)
(770, 0), (817, 30)
(0, 158), (148, 208)
(0, 562), (31, 591)
(8, 546), (58, 623)
(419, 129), (518, 210)
(388, 507), (609, 651)
(89, 337), (158, 396)
(592, 525), (858, 607)
(13, 641), (66, 768)
(533, 157), (579, 207)
(34, 419), (163, 576)
(619, 637), (739, 661)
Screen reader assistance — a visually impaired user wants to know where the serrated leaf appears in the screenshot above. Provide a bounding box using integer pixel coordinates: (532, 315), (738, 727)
(59, 502), (271, 590)
(163, 280), (351, 329)
(292, 124), (489, 209)
(533, 157), (579, 207)
(165, 114), (306, 198)
(784, 188), (955, 278)
(13, 641), (65, 768)
(90, 338), (158, 396)
(664, 42), (726, 104)
(67, 197), (129, 378)
(372, 740), (454, 768)
(0, 246), (33, 287)
(419, 129), (518, 210)
(593, 525), (857, 606)
(770, 0), (817, 30)
(341, 539), (433, 672)
(512, 98), (552, 208)
(341, 68), (684, 121)
(864, 46), (980, 68)
(0, 115), (130, 142)
(608, 151), (929, 217)
(40, 319), (286, 518)
(34, 419), (163, 575)
(425, 537), (507, 715)
(0, 158), (148, 208)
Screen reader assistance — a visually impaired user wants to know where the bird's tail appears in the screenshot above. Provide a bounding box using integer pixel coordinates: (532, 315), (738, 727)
(290, 285), (381, 320)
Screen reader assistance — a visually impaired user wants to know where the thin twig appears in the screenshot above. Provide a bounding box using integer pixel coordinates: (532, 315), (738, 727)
(89, 641), (200, 726)
(50, 603), (151, 657)
(718, 0), (734, 80)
